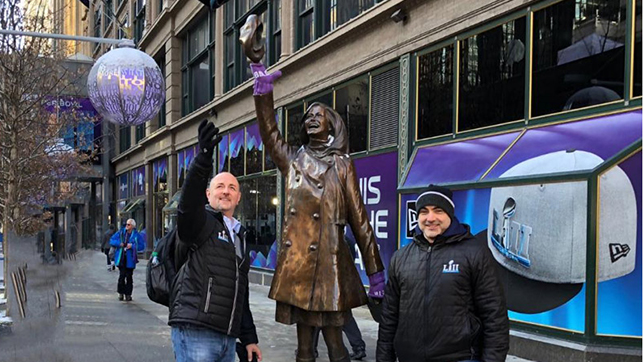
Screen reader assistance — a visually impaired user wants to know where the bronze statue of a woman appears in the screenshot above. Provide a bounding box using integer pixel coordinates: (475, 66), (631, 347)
(242, 15), (385, 362)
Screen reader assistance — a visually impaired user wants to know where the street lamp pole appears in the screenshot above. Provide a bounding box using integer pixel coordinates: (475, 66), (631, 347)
(0, 29), (126, 45)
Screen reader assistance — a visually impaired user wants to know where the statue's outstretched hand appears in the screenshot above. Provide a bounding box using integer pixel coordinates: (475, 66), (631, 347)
(251, 63), (282, 96)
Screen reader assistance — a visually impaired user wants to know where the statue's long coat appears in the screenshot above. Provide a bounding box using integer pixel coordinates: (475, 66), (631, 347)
(255, 94), (384, 312)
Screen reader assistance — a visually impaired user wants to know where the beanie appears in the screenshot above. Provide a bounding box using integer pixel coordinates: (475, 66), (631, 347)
(415, 184), (455, 220)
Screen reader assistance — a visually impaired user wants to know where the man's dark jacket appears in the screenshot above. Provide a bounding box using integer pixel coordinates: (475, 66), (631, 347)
(168, 152), (258, 347)
(377, 223), (509, 362)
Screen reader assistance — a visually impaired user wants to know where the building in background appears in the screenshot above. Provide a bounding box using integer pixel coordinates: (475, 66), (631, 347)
(55, 0), (642, 360)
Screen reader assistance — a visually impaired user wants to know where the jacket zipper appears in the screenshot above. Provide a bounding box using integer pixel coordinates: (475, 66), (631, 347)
(228, 257), (239, 334)
(204, 277), (213, 313)
(226, 229), (244, 334)
(425, 244), (433, 362)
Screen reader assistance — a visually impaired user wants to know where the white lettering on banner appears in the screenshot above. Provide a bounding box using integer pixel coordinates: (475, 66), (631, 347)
(359, 176), (381, 205)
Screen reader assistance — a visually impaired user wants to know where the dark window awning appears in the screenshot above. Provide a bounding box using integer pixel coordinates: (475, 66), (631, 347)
(121, 198), (145, 215)
(399, 110), (642, 191)
(162, 190), (182, 214)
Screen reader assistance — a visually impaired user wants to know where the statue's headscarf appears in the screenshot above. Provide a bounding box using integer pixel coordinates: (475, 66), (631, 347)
(299, 102), (349, 158)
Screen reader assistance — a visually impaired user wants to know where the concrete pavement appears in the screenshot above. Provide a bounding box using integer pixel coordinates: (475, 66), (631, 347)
(0, 250), (534, 361)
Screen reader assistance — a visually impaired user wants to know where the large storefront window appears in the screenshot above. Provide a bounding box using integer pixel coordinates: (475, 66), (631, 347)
(229, 128), (245, 176)
(238, 175), (277, 269)
(418, 45), (454, 139)
(286, 104), (304, 147)
(335, 79), (368, 153)
(246, 123), (263, 174)
(532, 0), (626, 116)
(178, 145), (198, 188)
(459, 17), (526, 130)
(153, 158), (168, 245)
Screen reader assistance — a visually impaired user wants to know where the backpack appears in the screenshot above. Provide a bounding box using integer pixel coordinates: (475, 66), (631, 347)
(146, 227), (185, 307)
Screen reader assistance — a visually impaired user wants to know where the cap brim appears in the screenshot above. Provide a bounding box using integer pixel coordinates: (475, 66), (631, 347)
(475, 230), (583, 314)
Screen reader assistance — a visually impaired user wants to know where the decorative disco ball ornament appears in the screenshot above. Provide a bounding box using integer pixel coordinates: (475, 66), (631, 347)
(87, 39), (165, 126)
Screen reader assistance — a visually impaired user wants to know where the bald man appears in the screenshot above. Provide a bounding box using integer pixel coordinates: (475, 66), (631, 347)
(170, 120), (262, 362)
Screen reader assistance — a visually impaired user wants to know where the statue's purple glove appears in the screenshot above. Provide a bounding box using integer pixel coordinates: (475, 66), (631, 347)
(250, 63), (282, 96)
(368, 271), (385, 299)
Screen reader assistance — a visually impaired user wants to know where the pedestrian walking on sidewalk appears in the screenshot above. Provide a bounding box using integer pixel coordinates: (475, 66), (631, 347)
(110, 219), (145, 302)
(101, 224), (116, 271)
(377, 185), (509, 362)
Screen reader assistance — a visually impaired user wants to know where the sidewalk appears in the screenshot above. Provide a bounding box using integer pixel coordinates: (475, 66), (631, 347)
(121, 251), (531, 362)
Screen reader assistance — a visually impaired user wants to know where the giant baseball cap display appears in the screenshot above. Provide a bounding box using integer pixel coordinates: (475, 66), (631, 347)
(485, 150), (637, 313)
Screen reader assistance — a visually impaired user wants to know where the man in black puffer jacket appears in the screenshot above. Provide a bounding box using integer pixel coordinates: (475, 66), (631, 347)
(169, 120), (262, 362)
(377, 185), (508, 362)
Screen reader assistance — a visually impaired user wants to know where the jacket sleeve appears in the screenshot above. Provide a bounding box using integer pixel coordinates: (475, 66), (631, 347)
(135, 232), (146, 252)
(376, 254), (400, 362)
(254, 93), (293, 175)
(345, 159), (384, 276)
(110, 230), (121, 247)
(177, 152), (215, 248)
(238, 283), (259, 346)
(472, 245), (510, 362)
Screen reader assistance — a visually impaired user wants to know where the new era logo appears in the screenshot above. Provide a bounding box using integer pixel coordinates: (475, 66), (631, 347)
(609, 243), (630, 263)
(406, 201), (417, 238)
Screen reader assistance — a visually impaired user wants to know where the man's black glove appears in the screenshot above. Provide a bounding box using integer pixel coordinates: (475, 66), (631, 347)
(197, 119), (222, 158)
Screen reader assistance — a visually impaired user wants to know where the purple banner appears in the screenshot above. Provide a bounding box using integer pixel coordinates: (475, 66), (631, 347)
(178, 145), (197, 188)
(118, 173), (129, 200)
(131, 166), (145, 197)
(153, 157), (168, 192)
(246, 123), (262, 152)
(219, 134), (229, 173)
(43, 96), (101, 151)
(346, 151), (398, 283)
(486, 110), (642, 179)
(403, 132), (520, 188)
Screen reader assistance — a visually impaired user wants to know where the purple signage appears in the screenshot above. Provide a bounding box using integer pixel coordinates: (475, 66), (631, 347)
(131, 166), (145, 197)
(118, 173), (129, 200)
(346, 151), (398, 283)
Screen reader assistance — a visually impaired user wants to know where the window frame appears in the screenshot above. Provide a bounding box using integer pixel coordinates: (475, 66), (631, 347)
(181, 14), (215, 116)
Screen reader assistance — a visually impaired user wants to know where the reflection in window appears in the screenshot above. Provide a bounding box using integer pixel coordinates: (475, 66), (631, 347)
(418, 46), (454, 139)
(335, 80), (368, 153)
(287, 105), (303, 147)
(238, 176), (277, 267)
(633, 0), (642, 97)
(459, 17), (526, 131)
(532, 0), (626, 116)
(229, 129), (245, 176)
(246, 123), (263, 174)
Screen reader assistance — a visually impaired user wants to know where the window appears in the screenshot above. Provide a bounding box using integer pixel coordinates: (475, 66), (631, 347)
(459, 17), (526, 131)
(135, 123), (145, 142)
(104, 0), (113, 29)
(118, 13), (129, 39)
(182, 15), (213, 116)
(119, 125), (131, 153)
(370, 66), (399, 149)
(134, 0), (146, 44)
(156, 56), (166, 128)
(229, 128), (245, 176)
(532, 0), (626, 116)
(270, 0), (282, 64)
(224, 0), (281, 91)
(335, 79), (368, 153)
(238, 175), (277, 270)
(152, 157), (168, 244)
(417, 46), (454, 139)
(633, 0), (642, 98)
(286, 103), (304, 147)
(177, 145), (198, 189)
(297, 0), (377, 50)
(94, 8), (102, 52)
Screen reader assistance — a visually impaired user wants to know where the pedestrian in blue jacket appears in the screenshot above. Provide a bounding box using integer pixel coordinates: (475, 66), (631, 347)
(110, 218), (145, 301)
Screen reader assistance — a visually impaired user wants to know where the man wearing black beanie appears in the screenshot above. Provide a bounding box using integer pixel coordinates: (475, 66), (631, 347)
(377, 185), (509, 362)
